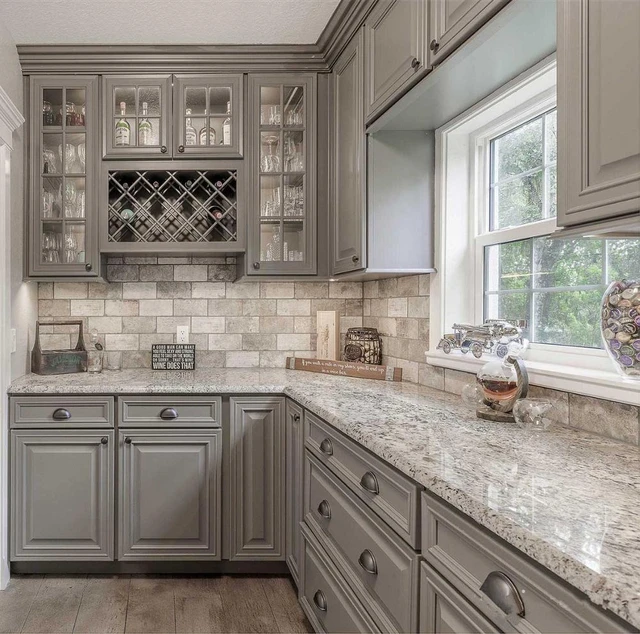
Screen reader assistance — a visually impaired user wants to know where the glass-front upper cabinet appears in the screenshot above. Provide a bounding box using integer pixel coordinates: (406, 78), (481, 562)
(248, 74), (316, 275)
(173, 75), (243, 158)
(29, 76), (99, 278)
(103, 75), (172, 158)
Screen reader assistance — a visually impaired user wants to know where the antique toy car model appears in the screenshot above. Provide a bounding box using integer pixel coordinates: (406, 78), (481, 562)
(437, 319), (527, 359)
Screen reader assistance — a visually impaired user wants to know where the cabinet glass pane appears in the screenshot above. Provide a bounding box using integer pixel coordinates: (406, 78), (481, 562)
(283, 220), (304, 262)
(65, 88), (86, 127)
(138, 86), (161, 117)
(64, 133), (86, 174)
(114, 117), (136, 147)
(42, 133), (62, 174)
(283, 174), (304, 217)
(210, 117), (231, 146)
(260, 86), (281, 126)
(284, 131), (304, 172)
(42, 177), (62, 220)
(138, 118), (160, 147)
(261, 132), (281, 173)
(41, 221), (63, 264)
(63, 222), (86, 264)
(114, 87), (136, 116)
(64, 177), (86, 219)
(261, 176), (281, 217)
(186, 87), (207, 116)
(284, 86), (304, 127)
(42, 88), (63, 127)
(209, 87), (231, 115)
(260, 221), (282, 261)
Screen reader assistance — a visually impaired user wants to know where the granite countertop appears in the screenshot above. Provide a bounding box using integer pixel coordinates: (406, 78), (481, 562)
(9, 368), (640, 628)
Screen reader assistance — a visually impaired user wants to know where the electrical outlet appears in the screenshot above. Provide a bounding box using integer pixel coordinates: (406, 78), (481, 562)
(11, 329), (17, 353)
(177, 326), (189, 344)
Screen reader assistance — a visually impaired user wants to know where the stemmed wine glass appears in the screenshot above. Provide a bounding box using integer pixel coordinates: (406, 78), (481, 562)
(261, 136), (280, 173)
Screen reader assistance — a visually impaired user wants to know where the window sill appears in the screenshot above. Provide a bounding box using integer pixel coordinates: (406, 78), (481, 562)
(425, 350), (640, 406)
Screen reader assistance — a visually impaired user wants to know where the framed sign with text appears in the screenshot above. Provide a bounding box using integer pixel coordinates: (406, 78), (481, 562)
(152, 344), (196, 370)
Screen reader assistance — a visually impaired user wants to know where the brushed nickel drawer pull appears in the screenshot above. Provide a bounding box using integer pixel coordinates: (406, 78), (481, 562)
(358, 549), (378, 575)
(480, 571), (525, 617)
(160, 407), (178, 420)
(100, 437), (108, 445)
(319, 438), (333, 456)
(360, 471), (379, 495)
(313, 590), (327, 612)
(52, 408), (71, 420)
(317, 499), (331, 519)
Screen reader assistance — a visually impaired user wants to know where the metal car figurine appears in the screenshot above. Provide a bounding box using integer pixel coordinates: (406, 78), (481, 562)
(437, 319), (527, 359)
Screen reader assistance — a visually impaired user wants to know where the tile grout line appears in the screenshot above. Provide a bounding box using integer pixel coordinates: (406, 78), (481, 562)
(18, 575), (46, 634)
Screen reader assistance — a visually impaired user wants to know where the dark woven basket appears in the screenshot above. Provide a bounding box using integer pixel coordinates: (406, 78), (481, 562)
(343, 327), (381, 365)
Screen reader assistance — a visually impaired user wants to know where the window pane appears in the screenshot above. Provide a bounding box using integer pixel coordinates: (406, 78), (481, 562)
(533, 237), (604, 288)
(545, 110), (557, 163)
(492, 116), (543, 182)
(485, 241), (532, 291)
(485, 292), (531, 340)
(547, 165), (557, 218)
(494, 170), (544, 229)
(607, 240), (640, 282)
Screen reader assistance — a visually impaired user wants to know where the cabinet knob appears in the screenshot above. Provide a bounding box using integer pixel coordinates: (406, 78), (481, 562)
(313, 590), (327, 612)
(292, 413), (301, 422)
(125, 437), (132, 444)
(85, 263), (92, 272)
(317, 499), (331, 519)
(429, 39), (440, 53)
(52, 408), (71, 421)
(253, 262), (260, 270)
(480, 571), (525, 617)
(160, 145), (168, 154)
(358, 549), (378, 575)
(360, 471), (379, 495)
(178, 145), (185, 153)
(160, 407), (179, 420)
(100, 437), (108, 445)
(352, 255), (359, 264)
(411, 57), (420, 69)
(319, 438), (333, 456)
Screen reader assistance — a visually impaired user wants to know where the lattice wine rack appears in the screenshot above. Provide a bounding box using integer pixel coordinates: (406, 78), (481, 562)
(107, 169), (238, 244)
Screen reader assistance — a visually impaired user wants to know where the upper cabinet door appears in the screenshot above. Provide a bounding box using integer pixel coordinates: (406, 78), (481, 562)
(29, 75), (100, 278)
(103, 75), (172, 158)
(428, 0), (509, 66)
(557, 0), (640, 227)
(364, 0), (427, 122)
(173, 74), (244, 158)
(332, 30), (366, 275)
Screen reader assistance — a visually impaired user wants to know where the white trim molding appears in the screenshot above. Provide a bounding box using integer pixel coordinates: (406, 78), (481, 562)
(0, 85), (24, 149)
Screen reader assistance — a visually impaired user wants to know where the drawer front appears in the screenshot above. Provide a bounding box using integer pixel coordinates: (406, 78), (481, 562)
(305, 411), (421, 548)
(119, 396), (221, 427)
(423, 494), (632, 634)
(306, 451), (419, 633)
(300, 523), (379, 634)
(10, 396), (114, 428)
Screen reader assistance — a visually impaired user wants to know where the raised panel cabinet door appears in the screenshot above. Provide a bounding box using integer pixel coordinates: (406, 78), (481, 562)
(428, 0), (510, 66)
(29, 75), (100, 278)
(557, 0), (640, 226)
(118, 429), (222, 560)
(419, 563), (499, 633)
(229, 397), (285, 560)
(173, 74), (244, 158)
(285, 400), (304, 585)
(364, 0), (427, 121)
(331, 29), (367, 275)
(11, 430), (114, 560)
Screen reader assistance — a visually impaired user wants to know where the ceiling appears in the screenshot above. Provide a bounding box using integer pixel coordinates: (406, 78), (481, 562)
(0, 0), (341, 45)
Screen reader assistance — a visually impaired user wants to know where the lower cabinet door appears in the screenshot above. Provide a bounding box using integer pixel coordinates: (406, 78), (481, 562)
(285, 399), (304, 584)
(11, 430), (114, 561)
(118, 429), (222, 560)
(229, 397), (285, 560)
(420, 562), (499, 634)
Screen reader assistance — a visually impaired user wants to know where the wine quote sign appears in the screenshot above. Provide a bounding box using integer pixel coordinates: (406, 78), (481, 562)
(152, 344), (196, 371)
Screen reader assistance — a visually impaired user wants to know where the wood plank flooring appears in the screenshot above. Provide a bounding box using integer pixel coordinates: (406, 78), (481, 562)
(0, 575), (313, 634)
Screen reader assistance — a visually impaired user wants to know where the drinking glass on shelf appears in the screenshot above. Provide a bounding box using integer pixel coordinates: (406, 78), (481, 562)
(66, 102), (77, 126)
(63, 233), (78, 263)
(62, 181), (77, 217)
(65, 144), (81, 173)
(43, 191), (55, 218)
(74, 190), (85, 218)
(42, 101), (54, 126)
(77, 142), (86, 172)
(262, 187), (281, 217)
(42, 231), (61, 263)
(285, 108), (303, 126)
(261, 136), (280, 173)
(42, 149), (58, 174)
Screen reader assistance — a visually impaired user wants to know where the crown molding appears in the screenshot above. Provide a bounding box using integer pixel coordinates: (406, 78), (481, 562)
(0, 85), (24, 148)
(17, 0), (376, 75)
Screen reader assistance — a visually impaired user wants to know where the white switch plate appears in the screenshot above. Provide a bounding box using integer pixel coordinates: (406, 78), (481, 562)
(177, 326), (189, 344)
(10, 329), (17, 353)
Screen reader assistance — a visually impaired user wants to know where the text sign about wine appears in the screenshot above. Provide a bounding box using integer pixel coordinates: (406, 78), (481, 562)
(286, 357), (402, 382)
(152, 344), (196, 371)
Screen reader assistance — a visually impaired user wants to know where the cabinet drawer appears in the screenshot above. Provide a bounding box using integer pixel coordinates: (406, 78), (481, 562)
(300, 523), (379, 634)
(305, 451), (419, 633)
(423, 493), (632, 633)
(10, 396), (114, 428)
(305, 411), (421, 548)
(119, 396), (221, 427)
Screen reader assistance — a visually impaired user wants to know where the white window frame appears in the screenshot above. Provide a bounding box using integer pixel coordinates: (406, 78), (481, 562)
(426, 55), (640, 406)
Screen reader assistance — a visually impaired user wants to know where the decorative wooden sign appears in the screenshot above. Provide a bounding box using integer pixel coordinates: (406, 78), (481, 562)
(316, 311), (340, 360)
(286, 357), (402, 382)
(152, 344), (196, 370)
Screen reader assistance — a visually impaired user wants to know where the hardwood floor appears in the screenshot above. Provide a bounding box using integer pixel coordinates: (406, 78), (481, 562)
(0, 575), (313, 634)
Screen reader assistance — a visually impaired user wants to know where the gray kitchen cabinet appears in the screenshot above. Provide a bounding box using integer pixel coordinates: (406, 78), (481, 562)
(103, 75), (173, 158)
(428, 0), (510, 66)
(229, 397), (285, 560)
(246, 74), (317, 276)
(331, 29), (367, 275)
(11, 429), (114, 560)
(28, 75), (100, 279)
(364, 0), (427, 123)
(285, 399), (304, 585)
(420, 562), (499, 633)
(173, 74), (243, 158)
(118, 429), (222, 560)
(557, 0), (640, 228)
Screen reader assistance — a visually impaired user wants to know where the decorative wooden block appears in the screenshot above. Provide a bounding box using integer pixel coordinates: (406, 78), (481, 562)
(316, 311), (340, 360)
(286, 357), (402, 382)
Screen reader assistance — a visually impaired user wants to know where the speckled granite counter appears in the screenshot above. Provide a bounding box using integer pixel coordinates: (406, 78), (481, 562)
(9, 368), (640, 628)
